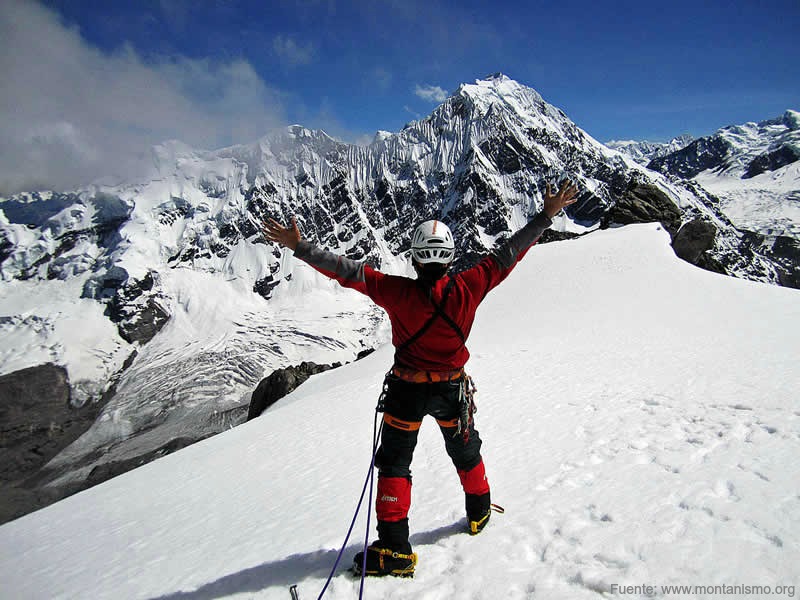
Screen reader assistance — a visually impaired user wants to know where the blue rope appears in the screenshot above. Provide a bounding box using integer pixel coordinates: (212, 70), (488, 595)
(316, 410), (383, 600)
(359, 416), (380, 598)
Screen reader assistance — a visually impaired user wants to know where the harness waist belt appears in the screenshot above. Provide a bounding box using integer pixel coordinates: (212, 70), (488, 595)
(392, 365), (464, 383)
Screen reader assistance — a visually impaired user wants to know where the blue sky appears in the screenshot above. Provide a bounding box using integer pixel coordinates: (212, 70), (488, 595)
(1, 0), (798, 192)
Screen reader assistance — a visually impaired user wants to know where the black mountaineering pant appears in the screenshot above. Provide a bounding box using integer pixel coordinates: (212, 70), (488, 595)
(374, 374), (490, 551)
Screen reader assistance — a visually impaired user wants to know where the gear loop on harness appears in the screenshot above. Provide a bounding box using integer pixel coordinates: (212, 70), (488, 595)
(454, 374), (478, 443)
(376, 371), (393, 413)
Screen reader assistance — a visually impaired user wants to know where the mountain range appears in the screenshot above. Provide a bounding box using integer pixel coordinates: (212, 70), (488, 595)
(606, 135), (696, 166)
(1, 74), (798, 523)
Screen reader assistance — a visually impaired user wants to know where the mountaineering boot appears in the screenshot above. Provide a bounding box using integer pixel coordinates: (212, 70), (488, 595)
(458, 460), (492, 533)
(465, 492), (491, 535)
(468, 509), (491, 535)
(353, 519), (416, 577)
(352, 543), (418, 578)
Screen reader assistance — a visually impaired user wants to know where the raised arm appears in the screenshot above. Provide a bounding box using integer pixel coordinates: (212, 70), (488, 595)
(492, 179), (579, 269)
(543, 179), (580, 219)
(262, 216), (367, 289)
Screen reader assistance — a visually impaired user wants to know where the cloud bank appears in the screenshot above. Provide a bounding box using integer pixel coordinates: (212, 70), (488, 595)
(0, 1), (288, 195)
(414, 84), (449, 103)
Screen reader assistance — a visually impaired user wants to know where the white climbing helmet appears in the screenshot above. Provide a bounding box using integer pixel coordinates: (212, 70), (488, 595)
(411, 220), (455, 264)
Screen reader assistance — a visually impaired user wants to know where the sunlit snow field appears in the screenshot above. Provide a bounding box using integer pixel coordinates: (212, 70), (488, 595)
(0, 224), (798, 600)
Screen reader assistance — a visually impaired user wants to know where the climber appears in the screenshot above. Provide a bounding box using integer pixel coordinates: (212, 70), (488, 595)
(263, 179), (579, 578)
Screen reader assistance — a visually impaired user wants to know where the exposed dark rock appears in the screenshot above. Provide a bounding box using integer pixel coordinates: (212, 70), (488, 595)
(648, 136), (733, 179)
(253, 255), (289, 299)
(738, 231), (800, 289)
(156, 197), (195, 226)
(770, 235), (800, 289)
(597, 185), (731, 273)
(12, 194), (132, 282)
(3, 353), (373, 524)
(356, 347), (376, 361)
(116, 298), (171, 345)
(0, 228), (12, 264)
(743, 144), (800, 178)
(479, 136), (524, 174)
(81, 265), (129, 300)
(538, 229), (581, 244)
(672, 218), (717, 264)
(247, 361), (341, 420)
(567, 189), (607, 224)
(671, 218), (727, 275)
(601, 184), (683, 236)
(104, 272), (171, 344)
(253, 275), (282, 299)
(1, 364), (72, 479)
(0, 364), (104, 524)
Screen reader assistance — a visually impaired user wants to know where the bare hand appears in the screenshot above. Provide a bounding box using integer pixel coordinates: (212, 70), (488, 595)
(263, 216), (301, 251)
(543, 179), (579, 218)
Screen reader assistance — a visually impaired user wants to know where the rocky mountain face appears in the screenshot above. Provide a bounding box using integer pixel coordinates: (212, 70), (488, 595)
(0, 74), (795, 522)
(0, 364), (103, 523)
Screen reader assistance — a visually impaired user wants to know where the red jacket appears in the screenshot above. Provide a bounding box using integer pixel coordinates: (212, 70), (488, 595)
(293, 212), (552, 371)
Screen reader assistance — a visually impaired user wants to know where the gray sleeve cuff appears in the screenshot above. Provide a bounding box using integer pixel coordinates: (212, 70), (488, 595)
(491, 212), (553, 269)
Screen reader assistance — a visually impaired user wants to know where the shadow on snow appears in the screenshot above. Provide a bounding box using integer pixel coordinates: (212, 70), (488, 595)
(148, 520), (464, 600)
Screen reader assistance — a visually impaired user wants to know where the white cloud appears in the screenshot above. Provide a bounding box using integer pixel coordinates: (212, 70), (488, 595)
(0, 0), (288, 195)
(414, 83), (449, 103)
(272, 35), (315, 67)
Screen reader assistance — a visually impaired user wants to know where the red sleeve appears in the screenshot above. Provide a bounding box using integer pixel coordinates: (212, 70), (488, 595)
(458, 254), (519, 303)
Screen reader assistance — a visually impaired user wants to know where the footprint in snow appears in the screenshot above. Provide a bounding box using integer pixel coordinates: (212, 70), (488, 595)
(713, 479), (740, 502)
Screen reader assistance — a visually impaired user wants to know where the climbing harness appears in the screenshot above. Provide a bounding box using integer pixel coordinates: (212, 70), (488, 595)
(391, 365), (464, 383)
(394, 277), (465, 367)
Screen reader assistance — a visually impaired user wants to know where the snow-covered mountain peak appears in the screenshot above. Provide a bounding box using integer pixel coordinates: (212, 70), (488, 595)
(712, 111), (800, 174)
(455, 73), (548, 118)
(216, 125), (343, 163)
(483, 71), (512, 83)
(286, 124), (321, 139)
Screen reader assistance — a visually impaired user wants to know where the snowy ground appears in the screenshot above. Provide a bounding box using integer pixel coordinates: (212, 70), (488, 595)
(0, 224), (798, 600)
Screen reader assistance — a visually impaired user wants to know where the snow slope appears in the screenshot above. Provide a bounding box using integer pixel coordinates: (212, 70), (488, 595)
(0, 224), (798, 600)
